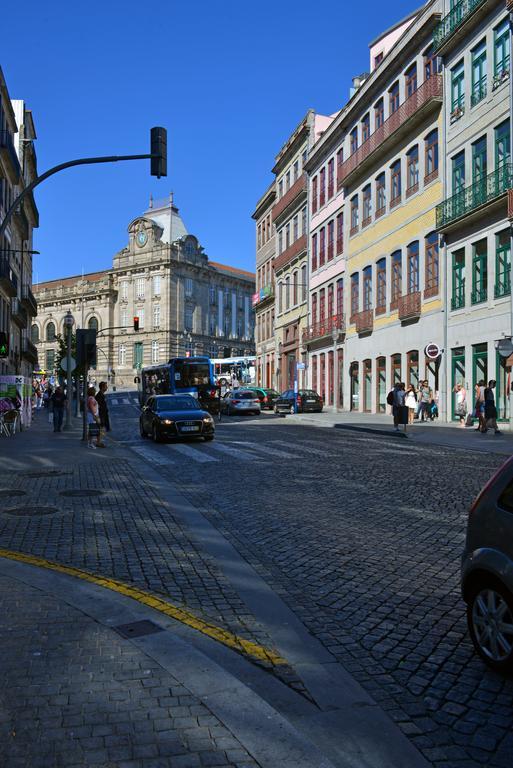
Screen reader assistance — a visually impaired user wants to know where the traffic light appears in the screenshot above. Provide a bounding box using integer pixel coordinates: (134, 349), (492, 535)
(133, 316), (139, 332)
(76, 329), (97, 368)
(0, 331), (8, 358)
(150, 127), (167, 178)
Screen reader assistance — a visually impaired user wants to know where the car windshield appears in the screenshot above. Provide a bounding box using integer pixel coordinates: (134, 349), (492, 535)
(156, 396), (197, 411)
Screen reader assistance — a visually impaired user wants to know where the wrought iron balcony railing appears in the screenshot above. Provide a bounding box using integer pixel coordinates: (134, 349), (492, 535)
(302, 314), (345, 344)
(495, 271), (511, 299)
(398, 291), (421, 321)
(354, 309), (374, 334)
(21, 285), (38, 317)
(0, 251), (18, 297)
(271, 174), (306, 224)
(493, 61), (510, 90)
(436, 164), (513, 230)
(253, 284), (274, 309)
(273, 234), (307, 273)
(451, 286), (465, 310)
(471, 285), (487, 305)
(0, 130), (21, 182)
(11, 298), (28, 328)
(21, 337), (38, 364)
(470, 79), (487, 107)
(433, 0), (486, 53)
(337, 76), (442, 189)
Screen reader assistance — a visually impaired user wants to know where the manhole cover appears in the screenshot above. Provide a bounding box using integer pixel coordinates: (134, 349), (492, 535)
(23, 470), (73, 479)
(0, 490), (27, 498)
(3, 506), (58, 516)
(59, 489), (104, 498)
(114, 620), (164, 639)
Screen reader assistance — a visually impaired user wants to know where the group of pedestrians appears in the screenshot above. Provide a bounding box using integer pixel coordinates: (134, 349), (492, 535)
(390, 380), (438, 430)
(453, 380), (502, 434)
(86, 382), (110, 449)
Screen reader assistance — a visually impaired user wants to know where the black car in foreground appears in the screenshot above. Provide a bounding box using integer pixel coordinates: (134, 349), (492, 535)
(274, 389), (323, 414)
(246, 387), (280, 410)
(140, 394), (215, 442)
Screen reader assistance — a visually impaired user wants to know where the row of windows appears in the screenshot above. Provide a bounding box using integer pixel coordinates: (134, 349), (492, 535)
(257, 213), (273, 249)
(31, 316), (99, 344)
(450, 18), (509, 118)
(276, 265), (308, 314)
(119, 307), (160, 329)
(118, 342), (160, 367)
(277, 207), (307, 255)
(311, 214), (344, 271)
(311, 280), (344, 325)
(119, 275), (162, 301)
(208, 288), (249, 309)
(449, 120), (509, 197)
(255, 309), (275, 344)
(256, 259), (273, 292)
(349, 233), (439, 317)
(349, 130), (438, 234)
(276, 149), (308, 200)
(451, 230), (511, 310)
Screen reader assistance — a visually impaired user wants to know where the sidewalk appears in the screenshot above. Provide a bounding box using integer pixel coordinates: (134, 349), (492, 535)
(0, 412), (431, 768)
(284, 409), (513, 454)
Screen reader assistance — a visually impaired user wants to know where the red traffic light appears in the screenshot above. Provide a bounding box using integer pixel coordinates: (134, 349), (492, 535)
(133, 316), (139, 331)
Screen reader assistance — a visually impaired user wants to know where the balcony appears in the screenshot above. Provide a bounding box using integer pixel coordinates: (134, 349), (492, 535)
(13, 204), (29, 240)
(470, 80), (487, 107)
(436, 164), (512, 231)
(0, 130), (21, 183)
(302, 314), (345, 345)
(354, 309), (373, 335)
(451, 286), (465, 310)
(0, 251), (18, 297)
(253, 284), (274, 310)
(398, 291), (421, 322)
(21, 337), (38, 365)
(24, 191), (39, 228)
(337, 76), (442, 189)
(433, 0), (487, 56)
(271, 174), (307, 224)
(21, 285), (38, 316)
(11, 298), (28, 328)
(471, 285), (487, 305)
(493, 63), (510, 91)
(273, 234), (307, 273)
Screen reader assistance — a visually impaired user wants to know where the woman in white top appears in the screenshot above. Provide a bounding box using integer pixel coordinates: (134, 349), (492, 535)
(405, 385), (417, 424)
(453, 383), (467, 427)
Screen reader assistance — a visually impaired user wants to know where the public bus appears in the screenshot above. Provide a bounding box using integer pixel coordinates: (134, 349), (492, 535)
(138, 357), (219, 412)
(211, 357), (256, 387)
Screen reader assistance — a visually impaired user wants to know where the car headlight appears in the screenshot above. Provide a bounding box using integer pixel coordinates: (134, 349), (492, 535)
(162, 419), (174, 425)
(203, 416), (214, 423)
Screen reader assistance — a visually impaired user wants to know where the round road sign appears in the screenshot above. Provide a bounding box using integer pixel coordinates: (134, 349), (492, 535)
(424, 343), (441, 360)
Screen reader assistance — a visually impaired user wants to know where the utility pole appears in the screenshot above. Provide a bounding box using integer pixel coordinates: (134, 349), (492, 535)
(63, 310), (75, 430)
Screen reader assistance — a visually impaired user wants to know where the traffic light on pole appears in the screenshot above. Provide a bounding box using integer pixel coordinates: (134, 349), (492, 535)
(0, 331), (9, 358)
(133, 316), (139, 332)
(150, 127), (167, 178)
(76, 329), (97, 368)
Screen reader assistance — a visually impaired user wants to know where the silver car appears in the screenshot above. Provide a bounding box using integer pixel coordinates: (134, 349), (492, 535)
(221, 389), (261, 416)
(462, 456), (513, 672)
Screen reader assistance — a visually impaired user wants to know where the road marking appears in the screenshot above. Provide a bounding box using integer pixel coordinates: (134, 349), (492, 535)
(167, 443), (218, 463)
(208, 442), (263, 461)
(0, 549), (286, 667)
(131, 445), (174, 465)
(272, 440), (328, 457)
(230, 441), (295, 459)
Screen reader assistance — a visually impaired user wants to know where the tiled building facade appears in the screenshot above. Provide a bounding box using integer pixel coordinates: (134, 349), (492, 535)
(33, 198), (255, 388)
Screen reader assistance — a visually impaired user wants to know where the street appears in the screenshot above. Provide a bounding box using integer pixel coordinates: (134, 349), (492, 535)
(1, 397), (513, 768)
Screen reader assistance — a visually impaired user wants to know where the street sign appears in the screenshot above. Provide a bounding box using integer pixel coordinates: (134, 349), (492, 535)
(296, 362), (306, 370)
(61, 357), (76, 373)
(496, 338), (513, 358)
(424, 343), (441, 360)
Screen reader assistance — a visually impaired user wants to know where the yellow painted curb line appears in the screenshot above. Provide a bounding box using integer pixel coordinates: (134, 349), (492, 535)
(0, 549), (286, 666)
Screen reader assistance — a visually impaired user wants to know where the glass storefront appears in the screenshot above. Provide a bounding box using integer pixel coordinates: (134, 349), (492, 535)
(350, 362), (359, 411)
(363, 359), (372, 412)
(377, 357), (386, 412)
(451, 347), (465, 420)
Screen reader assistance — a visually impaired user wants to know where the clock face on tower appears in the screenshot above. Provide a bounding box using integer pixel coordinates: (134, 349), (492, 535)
(136, 230), (148, 247)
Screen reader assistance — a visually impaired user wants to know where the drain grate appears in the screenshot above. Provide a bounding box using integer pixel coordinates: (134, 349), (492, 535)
(3, 506), (58, 516)
(114, 620), (164, 639)
(59, 489), (104, 498)
(23, 470), (73, 479)
(0, 490), (27, 498)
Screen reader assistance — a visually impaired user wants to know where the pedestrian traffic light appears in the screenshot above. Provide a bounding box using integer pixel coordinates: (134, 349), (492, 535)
(150, 127), (167, 178)
(133, 316), (139, 331)
(76, 329), (97, 368)
(0, 331), (8, 358)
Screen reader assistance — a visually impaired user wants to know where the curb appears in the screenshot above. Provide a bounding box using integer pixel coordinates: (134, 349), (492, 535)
(334, 424), (408, 438)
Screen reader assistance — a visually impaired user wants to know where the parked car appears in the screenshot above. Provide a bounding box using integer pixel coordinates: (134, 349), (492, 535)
(462, 456), (513, 671)
(246, 387), (280, 410)
(140, 394), (215, 442)
(274, 389), (323, 415)
(221, 389), (261, 416)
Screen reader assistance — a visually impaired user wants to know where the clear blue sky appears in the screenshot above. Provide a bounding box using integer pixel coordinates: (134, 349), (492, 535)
(3, 0), (417, 283)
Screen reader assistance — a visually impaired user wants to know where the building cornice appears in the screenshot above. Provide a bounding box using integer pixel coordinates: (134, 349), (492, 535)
(272, 110), (314, 175)
(252, 181), (276, 220)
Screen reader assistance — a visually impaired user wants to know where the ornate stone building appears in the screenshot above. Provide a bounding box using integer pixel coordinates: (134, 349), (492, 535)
(33, 196), (255, 388)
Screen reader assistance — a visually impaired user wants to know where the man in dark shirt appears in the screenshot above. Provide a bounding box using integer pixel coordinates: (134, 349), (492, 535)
(50, 386), (67, 433)
(95, 381), (110, 436)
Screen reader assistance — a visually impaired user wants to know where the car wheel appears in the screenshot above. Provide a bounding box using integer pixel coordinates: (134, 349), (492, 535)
(204, 435), (214, 441)
(139, 421), (146, 438)
(289, 405), (295, 415)
(152, 423), (162, 443)
(467, 579), (513, 672)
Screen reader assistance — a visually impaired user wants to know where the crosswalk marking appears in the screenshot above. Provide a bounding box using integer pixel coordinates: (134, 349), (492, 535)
(227, 440), (295, 459)
(272, 439), (327, 457)
(167, 443), (217, 463)
(208, 442), (263, 461)
(131, 445), (174, 465)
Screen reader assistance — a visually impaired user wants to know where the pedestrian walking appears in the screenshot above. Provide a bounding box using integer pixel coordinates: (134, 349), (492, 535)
(405, 384), (417, 424)
(86, 386), (102, 449)
(392, 382), (407, 432)
(474, 380), (486, 432)
(453, 383), (467, 427)
(95, 381), (110, 447)
(230, 369), (239, 389)
(417, 380), (431, 422)
(483, 380), (502, 435)
(50, 386), (66, 432)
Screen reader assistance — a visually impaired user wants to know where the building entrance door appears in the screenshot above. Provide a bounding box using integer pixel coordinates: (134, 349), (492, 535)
(377, 356), (386, 412)
(472, 343), (488, 397)
(350, 362), (359, 411)
(451, 347), (465, 420)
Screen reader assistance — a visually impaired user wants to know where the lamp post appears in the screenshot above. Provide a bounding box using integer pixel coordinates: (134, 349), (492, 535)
(63, 310), (75, 430)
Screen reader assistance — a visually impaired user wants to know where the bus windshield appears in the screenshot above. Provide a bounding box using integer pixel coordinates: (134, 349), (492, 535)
(173, 361), (211, 388)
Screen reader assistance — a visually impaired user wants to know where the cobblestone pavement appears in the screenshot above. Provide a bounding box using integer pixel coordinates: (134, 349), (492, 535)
(104, 404), (513, 768)
(0, 574), (259, 768)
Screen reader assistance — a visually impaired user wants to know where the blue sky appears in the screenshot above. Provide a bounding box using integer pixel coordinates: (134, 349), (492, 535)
(2, 0), (417, 283)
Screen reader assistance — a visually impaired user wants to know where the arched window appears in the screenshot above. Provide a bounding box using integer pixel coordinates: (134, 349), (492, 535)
(31, 324), (39, 344)
(46, 322), (56, 342)
(88, 316), (99, 331)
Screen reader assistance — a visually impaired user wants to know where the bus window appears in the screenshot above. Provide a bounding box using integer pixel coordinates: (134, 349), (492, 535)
(173, 360), (212, 388)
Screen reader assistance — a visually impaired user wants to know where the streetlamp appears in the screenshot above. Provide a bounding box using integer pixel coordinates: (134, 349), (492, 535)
(63, 310), (75, 430)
